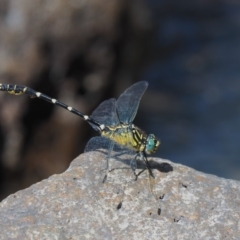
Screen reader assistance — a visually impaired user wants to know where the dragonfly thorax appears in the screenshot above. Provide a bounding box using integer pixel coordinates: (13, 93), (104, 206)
(101, 123), (160, 154)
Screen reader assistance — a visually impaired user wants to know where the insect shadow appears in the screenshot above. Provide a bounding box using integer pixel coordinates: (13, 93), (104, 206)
(88, 147), (173, 177)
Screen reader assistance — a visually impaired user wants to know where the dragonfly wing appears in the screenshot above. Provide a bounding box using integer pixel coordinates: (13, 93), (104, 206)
(84, 136), (112, 153)
(116, 81), (148, 124)
(108, 141), (136, 170)
(84, 136), (115, 182)
(85, 137), (135, 167)
(89, 98), (119, 130)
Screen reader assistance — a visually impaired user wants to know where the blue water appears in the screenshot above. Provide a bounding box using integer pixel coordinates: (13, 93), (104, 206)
(137, 1), (240, 180)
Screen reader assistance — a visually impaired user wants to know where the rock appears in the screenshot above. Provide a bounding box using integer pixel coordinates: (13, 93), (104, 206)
(0, 151), (239, 239)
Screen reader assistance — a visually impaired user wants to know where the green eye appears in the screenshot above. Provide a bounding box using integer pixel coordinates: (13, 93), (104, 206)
(147, 139), (155, 150)
(145, 134), (160, 154)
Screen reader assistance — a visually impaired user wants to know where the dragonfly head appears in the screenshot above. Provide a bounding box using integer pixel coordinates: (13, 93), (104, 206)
(145, 134), (160, 154)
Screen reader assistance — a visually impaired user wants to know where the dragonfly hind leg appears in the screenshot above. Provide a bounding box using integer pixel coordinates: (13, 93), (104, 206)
(99, 154), (110, 183)
(101, 154), (111, 183)
(101, 141), (115, 183)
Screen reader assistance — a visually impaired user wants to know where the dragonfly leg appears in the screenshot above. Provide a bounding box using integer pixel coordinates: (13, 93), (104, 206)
(104, 155), (111, 183)
(99, 153), (110, 183)
(141, 152), (155, 179)
(101, 141), (114, 183)
(100, 156), (109, 183)
(130, 155), (138, 180)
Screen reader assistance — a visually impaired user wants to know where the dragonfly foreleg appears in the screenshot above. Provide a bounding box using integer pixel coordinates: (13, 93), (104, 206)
(141, 152), (155, 179)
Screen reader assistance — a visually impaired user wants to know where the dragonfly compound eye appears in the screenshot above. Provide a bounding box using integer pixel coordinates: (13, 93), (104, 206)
(145, 134), (160, 154)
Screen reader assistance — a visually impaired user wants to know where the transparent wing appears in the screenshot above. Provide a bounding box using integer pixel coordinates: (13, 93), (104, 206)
(116, 81), (148, 124)
(85, 136), (134, 162)
(84, 136), (136, 169)
(84, 136), (113, 153)
(89, 98), (119, 130)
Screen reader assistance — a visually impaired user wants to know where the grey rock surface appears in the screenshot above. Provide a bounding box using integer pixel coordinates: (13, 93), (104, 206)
(0, 150), (240, 239)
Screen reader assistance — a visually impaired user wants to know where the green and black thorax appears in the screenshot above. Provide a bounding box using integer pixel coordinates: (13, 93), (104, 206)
(101, 123), (160, 154)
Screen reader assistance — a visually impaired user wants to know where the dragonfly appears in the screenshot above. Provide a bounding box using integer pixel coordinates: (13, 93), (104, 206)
(0, 81), (160, 181)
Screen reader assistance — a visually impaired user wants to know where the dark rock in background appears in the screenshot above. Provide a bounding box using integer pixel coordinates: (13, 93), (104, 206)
(0, 0), (152, 199)
(0, 152), (239, 239)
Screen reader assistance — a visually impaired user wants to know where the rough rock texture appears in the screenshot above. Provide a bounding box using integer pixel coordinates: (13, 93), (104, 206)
(0, 151), (239, 240)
